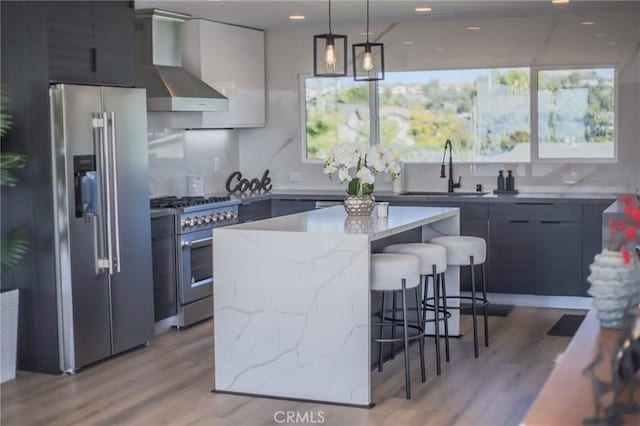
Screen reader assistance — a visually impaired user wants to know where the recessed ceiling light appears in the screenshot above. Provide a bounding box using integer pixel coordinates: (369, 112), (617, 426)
(595, 33), (606, 38)
(551, 0), (570, 4)
(289, 15), (305, 20)
(435, 47), (445, 51)
(607, 41), (616, 45)
(360, 32), (373, 36)
(580, 21), (594, 26)
(415, 7), (433, 13)
(402, 41), (415, 45)
(466, 26), (481, 30)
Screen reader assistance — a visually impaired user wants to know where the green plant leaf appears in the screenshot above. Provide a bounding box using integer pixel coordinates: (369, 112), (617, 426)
(362, 183), (374, 196)
(1, 228), (29, 271)
(0, 152), (26, 186)
(347, 178), (361, 195)
(0, 89), (12, 138)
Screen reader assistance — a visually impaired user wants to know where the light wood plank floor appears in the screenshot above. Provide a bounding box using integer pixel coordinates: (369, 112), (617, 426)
(1, 307), (580, 426)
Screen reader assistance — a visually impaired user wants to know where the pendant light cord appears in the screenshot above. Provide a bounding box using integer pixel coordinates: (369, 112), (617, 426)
(328, 0), (332, 34)
(366, 0), (370, 43)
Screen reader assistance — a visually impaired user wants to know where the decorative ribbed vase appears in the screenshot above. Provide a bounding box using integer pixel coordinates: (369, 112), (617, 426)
(343, 195), (375, 216)
(587, 249), (640, 329)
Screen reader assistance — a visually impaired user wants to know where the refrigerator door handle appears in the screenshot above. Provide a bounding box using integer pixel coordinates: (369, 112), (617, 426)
(92, 113), (110, 273)
(101, 112), (114, 275)
(108, 112), (122, 273)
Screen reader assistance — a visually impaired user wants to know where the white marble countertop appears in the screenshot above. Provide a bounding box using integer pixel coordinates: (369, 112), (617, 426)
(220, 205), (459, 241)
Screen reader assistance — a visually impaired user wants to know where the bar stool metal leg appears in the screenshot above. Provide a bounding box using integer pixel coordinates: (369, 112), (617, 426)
(378, 292), (386, 372)
(414, 285), (426, 383)
(401, 279), (411, 399)
(470, 255), (479, 358)
(432, 265), (441, 375)
(391, 292), (397, 358)
(421, 275), (428, 333)
(481, 263), (489, 347)
(440, 273), (450, 362)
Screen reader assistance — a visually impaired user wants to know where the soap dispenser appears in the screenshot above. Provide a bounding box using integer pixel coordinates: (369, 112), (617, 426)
(506, 170), (515, 191)
(497, 170), (505, 191)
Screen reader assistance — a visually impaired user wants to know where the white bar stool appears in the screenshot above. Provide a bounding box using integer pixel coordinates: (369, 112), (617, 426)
(383, 243), (449, 375)
(371, 253), (424, 399)
(430, 236), (489, 358)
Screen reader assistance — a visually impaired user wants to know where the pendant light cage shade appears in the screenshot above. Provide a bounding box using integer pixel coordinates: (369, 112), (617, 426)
(313, 33), (348, 77)
(352, 42), (384, 81)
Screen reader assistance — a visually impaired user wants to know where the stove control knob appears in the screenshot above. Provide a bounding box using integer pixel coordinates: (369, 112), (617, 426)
(181, 220), (187, 229)
(195, 216), (203, 225)
(211, 214), (219, 223)
(186, 218), (195, 227)
(203, 215), (212, 224)
(225, 212), (233, 219)
(230, 211), (238, 219)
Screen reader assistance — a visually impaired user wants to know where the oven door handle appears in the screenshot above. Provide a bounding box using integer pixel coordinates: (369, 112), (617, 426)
(191, 277), (213, 288)
(181, 236), (213, 249)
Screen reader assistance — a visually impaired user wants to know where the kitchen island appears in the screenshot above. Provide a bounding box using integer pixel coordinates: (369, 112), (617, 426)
(212, 206), (459, 406)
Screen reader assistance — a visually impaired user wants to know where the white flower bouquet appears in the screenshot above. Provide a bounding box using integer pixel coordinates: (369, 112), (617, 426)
(323, 142), (401, 196)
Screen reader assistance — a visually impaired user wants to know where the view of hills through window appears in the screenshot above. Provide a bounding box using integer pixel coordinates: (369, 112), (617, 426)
(304, 67), (615, 162)
(538, 68), (615, 159)
(305, 77), (370, 159)
(379, 68), (531, 162)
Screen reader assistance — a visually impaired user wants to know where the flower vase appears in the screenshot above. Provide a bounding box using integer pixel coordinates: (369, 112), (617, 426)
(587, 249), (640, 329)
(343, 195), (375, 216)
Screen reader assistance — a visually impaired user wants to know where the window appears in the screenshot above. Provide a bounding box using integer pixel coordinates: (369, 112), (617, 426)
(379, 68), (531, 162)
(302, 66), (616, 163)
(304, 77), (370, 159)
(537, 68), (615, 160)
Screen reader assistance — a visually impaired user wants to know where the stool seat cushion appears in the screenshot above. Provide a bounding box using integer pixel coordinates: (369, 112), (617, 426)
(383, 243), (447, 275)
(371, 253), (421, 291)
(430, 236), (486, 266)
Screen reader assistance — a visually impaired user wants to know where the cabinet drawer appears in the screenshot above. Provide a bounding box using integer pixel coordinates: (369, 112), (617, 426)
(489, 202), (582, 223)
(238, 200), (272, 223)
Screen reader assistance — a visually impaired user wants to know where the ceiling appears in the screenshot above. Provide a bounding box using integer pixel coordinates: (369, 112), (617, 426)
(135, 1), (639, 31)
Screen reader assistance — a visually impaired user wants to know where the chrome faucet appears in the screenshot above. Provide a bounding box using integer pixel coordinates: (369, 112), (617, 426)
(440, 139), (461, 193)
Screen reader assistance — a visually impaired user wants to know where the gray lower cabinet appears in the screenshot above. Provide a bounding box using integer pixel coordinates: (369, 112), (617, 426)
(385, 200), (490, 292)
(271, 199), (318, 217)
(488, 219), (536, 294)
(535, 221), (582, 296)
(238, 199), (272, 223)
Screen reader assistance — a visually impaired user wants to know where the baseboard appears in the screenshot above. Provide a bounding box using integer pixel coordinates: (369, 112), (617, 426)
(459, 292), (592, 310)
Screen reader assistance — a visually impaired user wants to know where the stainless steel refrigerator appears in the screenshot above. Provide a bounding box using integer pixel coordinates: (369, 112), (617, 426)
(50, 84), (154, 373)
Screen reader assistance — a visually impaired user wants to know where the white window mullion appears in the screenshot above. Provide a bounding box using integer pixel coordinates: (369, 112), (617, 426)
(369, 80), (380, 145)
(530, 66), (539, 162)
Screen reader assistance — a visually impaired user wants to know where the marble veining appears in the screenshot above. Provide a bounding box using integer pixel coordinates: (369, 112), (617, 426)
(213, 207), (460, 405)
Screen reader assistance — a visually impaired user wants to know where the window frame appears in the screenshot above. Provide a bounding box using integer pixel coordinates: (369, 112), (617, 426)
(532, 64), (618, 164)
(299, 74), (376, 164)
(301, 64), (618, 164)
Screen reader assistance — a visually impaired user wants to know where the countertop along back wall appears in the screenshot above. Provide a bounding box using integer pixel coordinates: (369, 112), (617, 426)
(238, 7), (640, 194)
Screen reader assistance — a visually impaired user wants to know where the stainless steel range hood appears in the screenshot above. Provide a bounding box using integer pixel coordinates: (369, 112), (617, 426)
(135, 9), (228, 112)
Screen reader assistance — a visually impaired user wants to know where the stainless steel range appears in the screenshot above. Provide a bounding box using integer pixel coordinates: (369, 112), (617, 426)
(150, 196), (239, 328)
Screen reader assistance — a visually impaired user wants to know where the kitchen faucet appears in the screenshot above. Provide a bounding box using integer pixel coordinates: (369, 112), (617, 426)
(440, 139), (461, 193)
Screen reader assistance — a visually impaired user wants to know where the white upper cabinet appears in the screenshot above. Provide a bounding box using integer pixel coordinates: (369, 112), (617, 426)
(181, 19), (265, 128)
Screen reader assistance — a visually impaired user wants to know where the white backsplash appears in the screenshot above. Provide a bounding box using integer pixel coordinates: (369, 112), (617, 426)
(147, 113), (239, 197)
(238, 10), (640, 195)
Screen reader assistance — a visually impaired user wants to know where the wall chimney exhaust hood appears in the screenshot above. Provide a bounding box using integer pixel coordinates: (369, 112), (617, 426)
(135, 9), (228, 112)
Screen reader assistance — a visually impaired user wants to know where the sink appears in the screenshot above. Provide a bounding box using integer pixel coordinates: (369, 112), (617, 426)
(403, 191), (488, 197)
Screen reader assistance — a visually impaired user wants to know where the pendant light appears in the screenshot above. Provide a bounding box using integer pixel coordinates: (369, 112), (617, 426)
(352, 0), (384, 81)
(313, 0), (348, 77)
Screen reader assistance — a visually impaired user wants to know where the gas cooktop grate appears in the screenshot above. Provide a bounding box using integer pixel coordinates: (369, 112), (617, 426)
(150, 196), (231, 209)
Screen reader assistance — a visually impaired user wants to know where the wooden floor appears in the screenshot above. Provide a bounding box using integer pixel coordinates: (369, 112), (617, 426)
(1, 307), (580, 426)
